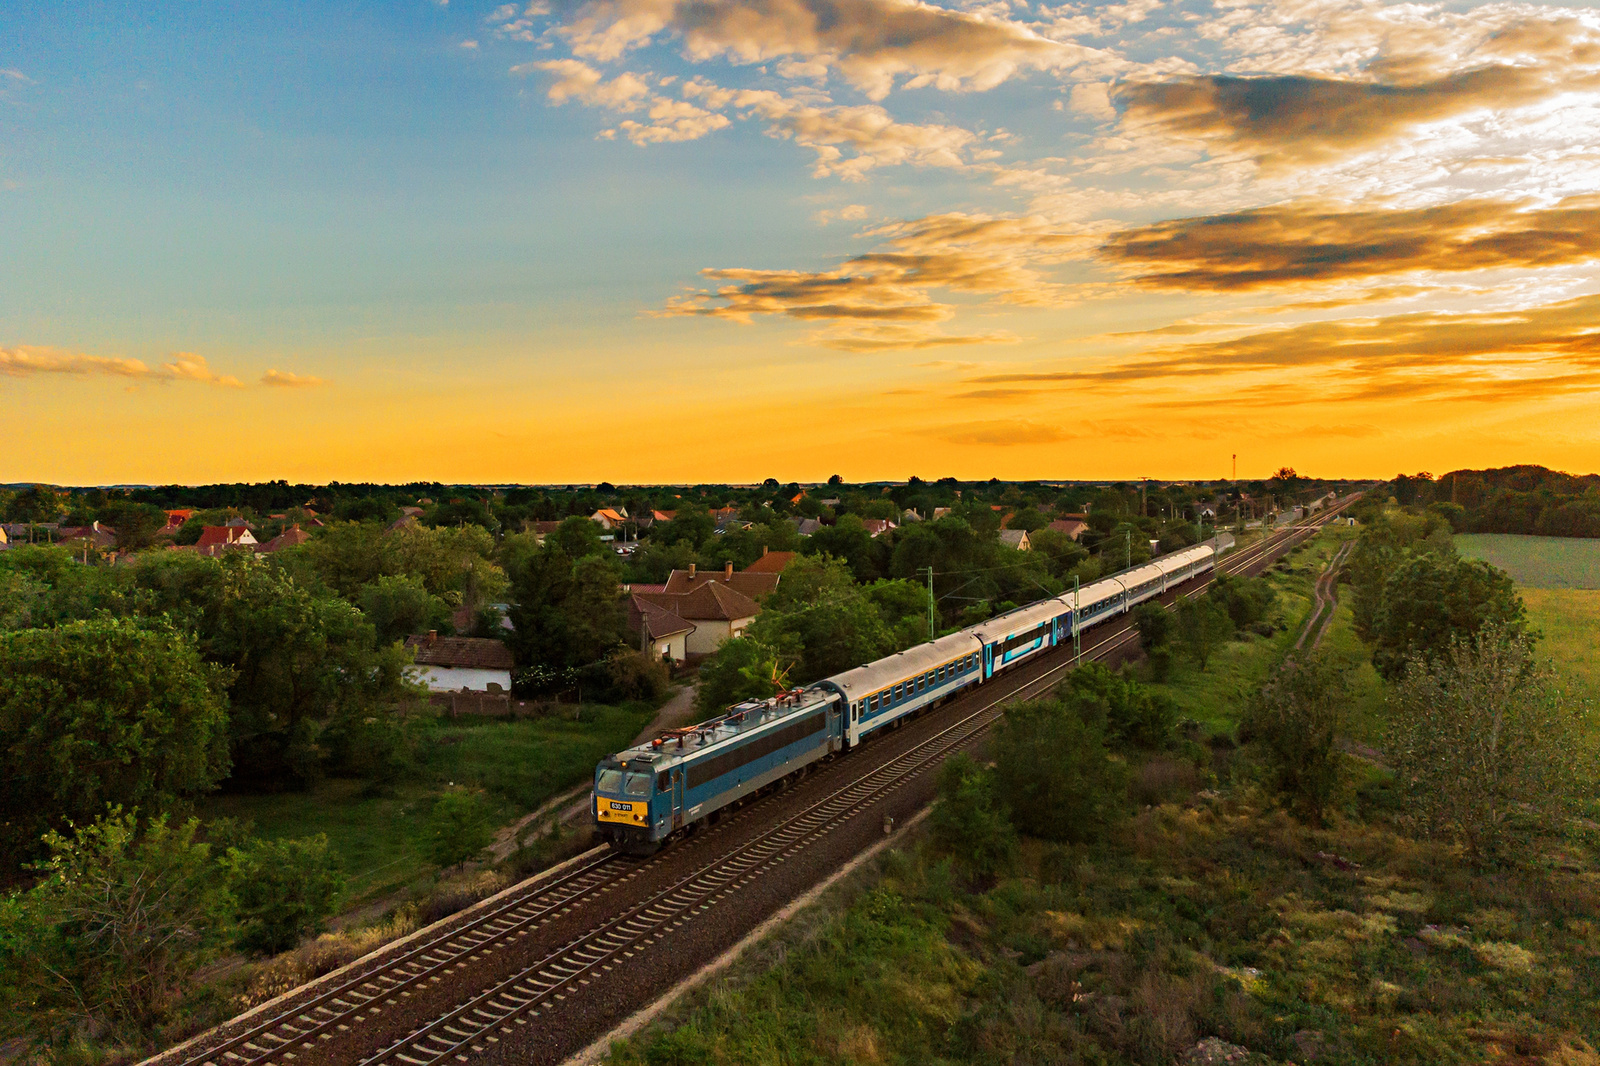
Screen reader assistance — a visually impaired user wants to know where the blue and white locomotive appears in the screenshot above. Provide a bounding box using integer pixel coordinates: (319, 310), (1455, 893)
(593, 540), (1224, 852)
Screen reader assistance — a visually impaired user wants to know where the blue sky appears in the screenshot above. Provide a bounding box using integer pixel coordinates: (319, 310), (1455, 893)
(5, 0), (1600, 483)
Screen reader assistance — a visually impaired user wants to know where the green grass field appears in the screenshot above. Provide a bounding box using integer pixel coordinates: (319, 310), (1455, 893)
(1521, 587), (1600, 706)
(202, 700), (660, 901)
(1454, 534), (1600, 589)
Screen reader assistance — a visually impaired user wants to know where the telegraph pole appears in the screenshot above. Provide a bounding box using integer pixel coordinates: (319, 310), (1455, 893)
(920, 566), (935, 640)
(1073, 574), (1081, 664)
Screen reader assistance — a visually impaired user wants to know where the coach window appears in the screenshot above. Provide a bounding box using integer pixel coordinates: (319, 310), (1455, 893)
(917, 675), (926, 692)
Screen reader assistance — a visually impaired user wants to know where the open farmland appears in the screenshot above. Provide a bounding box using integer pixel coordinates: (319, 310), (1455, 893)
(1521, 588), (1600, 707)
(1454, 534), (1600, 588)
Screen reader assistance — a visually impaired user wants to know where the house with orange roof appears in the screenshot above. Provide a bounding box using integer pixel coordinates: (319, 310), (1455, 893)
(258, 524), (311, 553)
(195, 525), (257, 557)
(631, 581), (760, 657)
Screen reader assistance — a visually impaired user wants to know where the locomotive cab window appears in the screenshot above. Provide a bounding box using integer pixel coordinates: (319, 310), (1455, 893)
(624, 773), (651, 796)
(597, 769), (623, 793)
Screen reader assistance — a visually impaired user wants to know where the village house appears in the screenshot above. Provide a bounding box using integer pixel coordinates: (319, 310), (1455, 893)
(741, 548), (796, 574)
(861, 518), (896, 537)
(791, 516), (823, 536)
(631, 598), (696, 664)
(662, 560), (780, 600)
(999, 529), (1032, 551)
(632, 581), (760, 657)
(590, 507), (628, 530)
(403, 632), (515, 692)
(258, 524), (311, 553)
(57, 521), (118, 552)
(194, 525), (258, 556)
(1046, 518), (1088, 540)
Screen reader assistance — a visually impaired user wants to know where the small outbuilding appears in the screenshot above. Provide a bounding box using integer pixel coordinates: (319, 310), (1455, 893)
(404, 632), (516, 693)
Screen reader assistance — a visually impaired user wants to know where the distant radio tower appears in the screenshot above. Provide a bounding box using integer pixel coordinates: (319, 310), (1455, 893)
(1232, 454), (1237, 482)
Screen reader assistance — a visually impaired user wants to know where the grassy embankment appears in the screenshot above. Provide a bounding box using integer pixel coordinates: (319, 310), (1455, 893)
(202, 699), (663, 903)
(601, 529), (1600, 1066)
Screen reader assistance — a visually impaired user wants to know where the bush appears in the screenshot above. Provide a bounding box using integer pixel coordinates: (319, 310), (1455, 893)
(1176, 597), (1232, 671)
(1146, 645), (1174, 682)
(1240, 655), (1349, 823)
(0, 809), (229, 1043)
(929, 754), (1017, 880)
(1060, 662), (1175, 750)
(1206, 573), (1276, 631)
(605, 648), (671, 701)
(225, 835), (345, 955)
(991, 699), (1128, 843)
(1386, 622), (1598, 860)
(426, 790), (495, 870)
(1132, 601), (1173, 650)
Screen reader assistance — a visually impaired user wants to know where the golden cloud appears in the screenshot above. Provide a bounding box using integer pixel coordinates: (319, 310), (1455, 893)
(542, 0), (1083, 100)
(260, 369), (327, 388)
(1, 346), (327, 389)
(661, 212), (1086, 347)
(1099, 195), (1600, 291)
(1114, 50), (1600, 164)
(969, 291), (1600, 406)
(1, 347), (244, 387)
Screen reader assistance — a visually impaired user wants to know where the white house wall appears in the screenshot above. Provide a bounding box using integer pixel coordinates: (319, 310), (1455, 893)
(411, 666), (513, 692)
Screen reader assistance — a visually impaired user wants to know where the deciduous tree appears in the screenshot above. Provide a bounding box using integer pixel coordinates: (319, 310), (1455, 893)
(0, 618), (230, 870)
(1386, 623), (1597, 860)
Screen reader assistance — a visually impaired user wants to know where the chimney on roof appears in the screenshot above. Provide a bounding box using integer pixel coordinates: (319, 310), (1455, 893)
(725, 561), (733, 578)
(689, 562), (696, 578)
(427, 630), (437, 646)
(762, 546), (769, 556)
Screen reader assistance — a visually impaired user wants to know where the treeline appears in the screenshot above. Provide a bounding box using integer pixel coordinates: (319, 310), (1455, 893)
(1390, 464), (1600, 537)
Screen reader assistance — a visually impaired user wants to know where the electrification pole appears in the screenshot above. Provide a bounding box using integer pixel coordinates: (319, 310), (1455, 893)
(920, 566), (935, 640)
(1073, 574), (1081, 664)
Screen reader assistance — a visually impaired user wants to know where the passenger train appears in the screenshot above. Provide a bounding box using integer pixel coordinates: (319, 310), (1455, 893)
(593, 540), (1226, 852)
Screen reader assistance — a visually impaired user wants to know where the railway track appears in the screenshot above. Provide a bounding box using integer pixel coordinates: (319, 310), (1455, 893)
(1296, 538), (1354, 652)
(157, 498), (1355, 1066)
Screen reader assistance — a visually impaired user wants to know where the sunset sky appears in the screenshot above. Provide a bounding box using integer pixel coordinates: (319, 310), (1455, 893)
(5, 0), (1600, 484)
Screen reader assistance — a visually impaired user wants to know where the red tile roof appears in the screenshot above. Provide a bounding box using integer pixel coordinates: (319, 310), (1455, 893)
(742, 550), (797, 574)
(634, 582), (760, 623)
(403, 635), (515, 670)
(259, 525), (311, 553)
(663, 566), (779, 599)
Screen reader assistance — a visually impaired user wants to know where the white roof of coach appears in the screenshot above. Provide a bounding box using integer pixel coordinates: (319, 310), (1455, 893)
(1060, 574), (1126, 612)
(1156, 544), (1211, 577)
(969, 595), (1069, 647)
(821, 629), (984, 702)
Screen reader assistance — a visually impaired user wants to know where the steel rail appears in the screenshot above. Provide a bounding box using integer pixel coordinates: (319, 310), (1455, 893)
(184, 852), (630, 1066)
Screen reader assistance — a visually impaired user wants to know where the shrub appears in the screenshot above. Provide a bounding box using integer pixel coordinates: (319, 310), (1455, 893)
(1176, 597), (1232, 671)
(991, 699), (1128, 843)
(1060, 662), (1175, 750)
(225, 835), (345, 956)
(605, 648), (671, 701)
(929, 753), (1017, 880)
(1386, 622), (1598, 860)
(0, 809), (229, 1043)
(1369, 554), (1526, 681)
(1146, 645), (1174, 683)
(1132, 601), (1173, 650)
(1206, 573), (1276, 630)
(1240, 654), (1349, 823)
(426, 790), (495, 869)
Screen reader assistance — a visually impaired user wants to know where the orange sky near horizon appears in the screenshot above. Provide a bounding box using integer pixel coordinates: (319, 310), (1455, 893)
(7, 1), (1600, 486)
